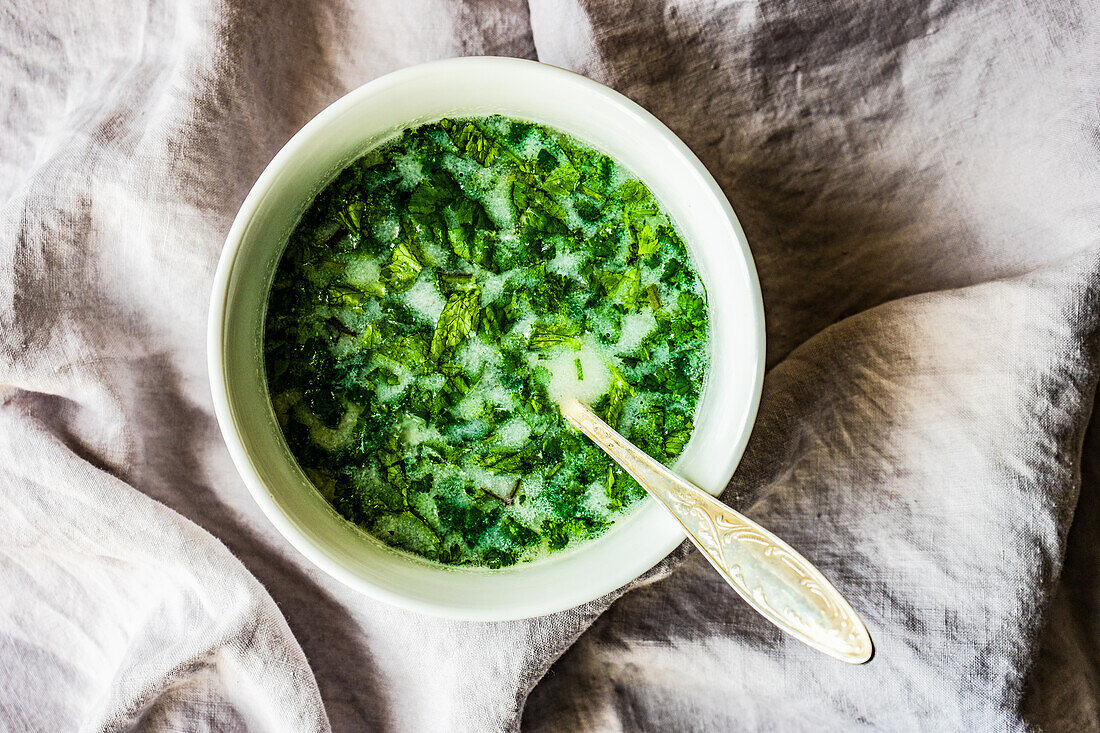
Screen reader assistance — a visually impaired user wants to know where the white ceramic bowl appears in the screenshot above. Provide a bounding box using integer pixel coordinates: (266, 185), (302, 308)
(208, 56), (764, 620)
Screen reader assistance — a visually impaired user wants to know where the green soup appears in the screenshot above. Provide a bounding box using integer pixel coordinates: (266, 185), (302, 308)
(264, 115), (709, 568)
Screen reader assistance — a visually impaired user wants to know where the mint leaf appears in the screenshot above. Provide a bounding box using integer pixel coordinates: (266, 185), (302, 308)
(635, 222), (658, 258)
(645, 284), (662, 311)
(589, 224), (620, 263)
(430, 288), (481, 361)
(616, 179), (647, 205)
(541, 519), (570, 550)
(385, 333), (430, 373)
(396, 125), (447, 160)
(522, 376), (554, 415)
(574, 197), (602, 222)
(543, 164), (580, 196)
(665, 424), (693, 458)
(661, 257), (689, 288)
(381, 236), (424, 294)
(439, 118), (499, 166)
(452, 195), (495, 230)
(512, 179), (571, 235)
(408, 184), (444, 220)
(535, 149), (558, 174)
(479, 295), (518, 341)
(357, 322), (383, 350)
(448, 196), (496, 263)
(326, 282), (369, 310)
(598, 265), (642, 310)
(500, 516), (539, 547)
(481, 547), (518, 568)
(603, 366), (634, 429)
(657, 224), (687, 256)
(527, 321), (582, 352)
(618, 179), (659, 215)
(479, 448), (532, 474)
(630, 403), (666, 456)
(519, 207), (568, 236)
(671, 291), (706, 340)
(529, 272), (576, 316)
(372, 512), (441, 556)
(408, 169), (461, 225)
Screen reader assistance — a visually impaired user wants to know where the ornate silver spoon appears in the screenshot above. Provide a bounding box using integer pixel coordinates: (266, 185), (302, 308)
(560, 397), (874, 664)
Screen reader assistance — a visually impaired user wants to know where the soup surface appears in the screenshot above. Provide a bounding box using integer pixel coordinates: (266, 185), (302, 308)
(264, 115), (709, 567)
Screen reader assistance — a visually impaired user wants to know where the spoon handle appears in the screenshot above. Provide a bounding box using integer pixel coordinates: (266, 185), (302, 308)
(560, 399), (873, 664)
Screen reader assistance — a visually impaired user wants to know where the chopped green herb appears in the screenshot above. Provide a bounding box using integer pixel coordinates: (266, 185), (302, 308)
(334, 200), (366, 237)
(543, 164), (580, 196)
(634, 222), (659, 259)
(380, 236), (424, 293)
(430, 289), (480, 361)
(436, 271), (477, 293)
(599, 265), (643, 310)
(326, 282), (370, 310)
(528, 321), (582, 352)
(645, 284), (662, 311)
(596, 366), (634, 430)
(439, 118), (504, 167)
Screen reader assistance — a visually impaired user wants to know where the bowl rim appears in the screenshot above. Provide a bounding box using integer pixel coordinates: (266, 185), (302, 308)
(208, 56), (765, 620)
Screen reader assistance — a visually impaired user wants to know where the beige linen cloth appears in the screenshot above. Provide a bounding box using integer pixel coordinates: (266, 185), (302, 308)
(2, 1), (1099, 730)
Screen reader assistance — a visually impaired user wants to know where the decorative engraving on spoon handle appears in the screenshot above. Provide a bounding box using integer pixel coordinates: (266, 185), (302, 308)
(561, 399), (873, 664)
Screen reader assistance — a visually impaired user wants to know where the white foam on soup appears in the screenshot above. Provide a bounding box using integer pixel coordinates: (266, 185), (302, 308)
(538, 337), (613, 406)
(399, 276), (446, 323)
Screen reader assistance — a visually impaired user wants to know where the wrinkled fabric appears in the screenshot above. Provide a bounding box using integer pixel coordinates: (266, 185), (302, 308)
(1, 1), (1098, 731)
